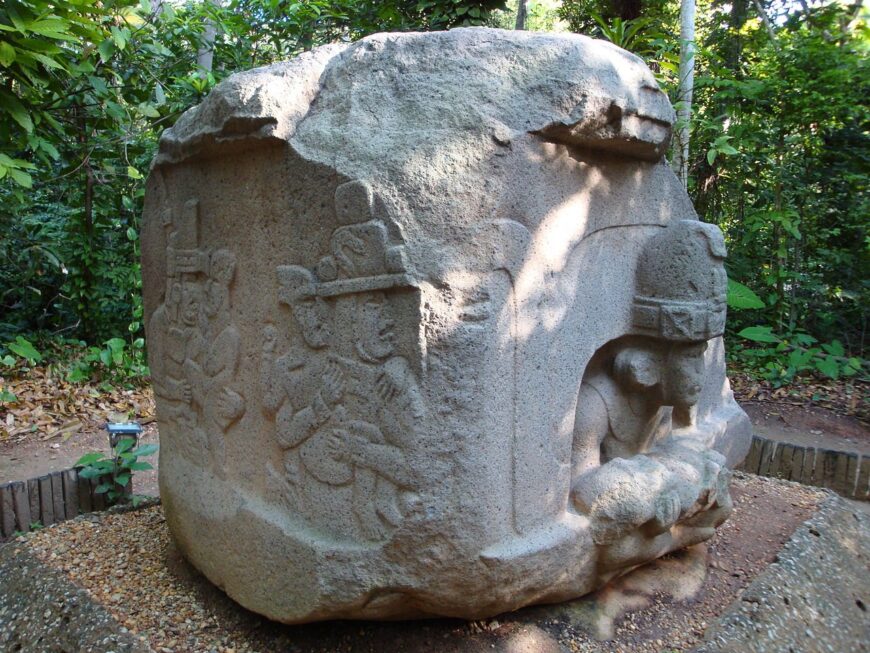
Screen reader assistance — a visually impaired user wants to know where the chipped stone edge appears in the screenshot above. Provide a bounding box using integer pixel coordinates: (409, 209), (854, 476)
(0, 502), (159, 653)
(691, 479), (869, 652)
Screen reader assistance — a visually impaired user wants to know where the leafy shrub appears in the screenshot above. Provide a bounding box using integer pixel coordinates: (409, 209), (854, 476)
(1, 335), (148, 389)
(75, 437), (157, 508)
(727, 280), (867, 386)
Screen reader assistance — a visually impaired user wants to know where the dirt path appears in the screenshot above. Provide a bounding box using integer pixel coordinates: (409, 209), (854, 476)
(741, 401), (869, 454)
(0, 423), (159, 497)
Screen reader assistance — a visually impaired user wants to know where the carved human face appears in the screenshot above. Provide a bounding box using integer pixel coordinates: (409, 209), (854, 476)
(209, 250), (236, 286)
(180, 281), (203, 327)
(293, 297), (332, 349)
(356, 292), (395, 361)
(663, 342), (708, 409)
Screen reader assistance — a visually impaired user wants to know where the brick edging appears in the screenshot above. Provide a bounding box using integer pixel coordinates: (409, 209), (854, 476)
(738, 434), (869, 501)
(0, 469), (130, 538)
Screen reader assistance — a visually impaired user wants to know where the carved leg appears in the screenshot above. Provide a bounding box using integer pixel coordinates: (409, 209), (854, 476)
(353, 468), (388, 541)
(374, 477), (402, 528)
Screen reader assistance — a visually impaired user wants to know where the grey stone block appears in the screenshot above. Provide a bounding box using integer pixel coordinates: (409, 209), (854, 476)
(142, 28), (754, 622)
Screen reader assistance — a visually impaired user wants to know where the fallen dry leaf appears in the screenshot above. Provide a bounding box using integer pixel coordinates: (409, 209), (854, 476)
(1, 365), (154, 445)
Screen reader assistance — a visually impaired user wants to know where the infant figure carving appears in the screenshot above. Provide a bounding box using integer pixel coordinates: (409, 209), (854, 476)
(142, 28), (751, 623)
(570, 220), (733, 580)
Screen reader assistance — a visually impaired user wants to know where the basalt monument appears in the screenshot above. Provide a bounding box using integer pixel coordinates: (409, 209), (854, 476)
(142, 27), (752, 623)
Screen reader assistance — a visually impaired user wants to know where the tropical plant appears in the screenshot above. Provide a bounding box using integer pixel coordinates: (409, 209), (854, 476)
(75, 436), (157, 507)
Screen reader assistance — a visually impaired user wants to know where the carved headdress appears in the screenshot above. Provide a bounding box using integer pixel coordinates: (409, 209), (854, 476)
(631, 219), (728, 342)
(277, 180), (416, 304)
(166, 199), (208, 278)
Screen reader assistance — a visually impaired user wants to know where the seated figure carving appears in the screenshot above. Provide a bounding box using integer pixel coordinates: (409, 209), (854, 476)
(570, 220), (733, 579)
(142, 29), (755, 623)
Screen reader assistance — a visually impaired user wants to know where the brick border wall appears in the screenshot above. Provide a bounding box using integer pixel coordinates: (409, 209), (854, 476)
(0, 469), (128, 538)
(739, 434), (870, 501)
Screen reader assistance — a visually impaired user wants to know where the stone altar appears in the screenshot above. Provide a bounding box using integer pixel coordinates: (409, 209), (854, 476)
(141, 27), (752, 623)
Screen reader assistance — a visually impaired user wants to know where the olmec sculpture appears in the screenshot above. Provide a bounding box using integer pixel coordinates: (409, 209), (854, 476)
(142, 27), (751, 623)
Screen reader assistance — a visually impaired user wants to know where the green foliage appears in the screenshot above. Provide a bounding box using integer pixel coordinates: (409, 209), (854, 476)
(13, 521), (44, 537)
(591, 14), (653, 50)
(1, 334), (147, 387)
(489, 0), (566, 31)
(726, 279), (765, 310)
(559, 0), (868, 385)
(1, 0), (505, 351)
(559, 0), (677, 36)
(1, 0), (866, 394)
(729, 330), (866, 386)
(5, 336), (42, 364)
(65, 336), (149, 386)
(75, 436), (157, 507)
(692, 2), (869, 363)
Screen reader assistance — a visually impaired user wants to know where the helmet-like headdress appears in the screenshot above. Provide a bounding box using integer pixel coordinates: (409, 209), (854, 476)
(631, 220), (727, 342)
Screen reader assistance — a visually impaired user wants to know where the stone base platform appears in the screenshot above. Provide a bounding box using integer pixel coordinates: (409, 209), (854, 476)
(1, 473), (867, 653)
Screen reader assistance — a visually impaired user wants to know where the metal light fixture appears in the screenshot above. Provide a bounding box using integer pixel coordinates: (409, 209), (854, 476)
(105, 421), (143, 450)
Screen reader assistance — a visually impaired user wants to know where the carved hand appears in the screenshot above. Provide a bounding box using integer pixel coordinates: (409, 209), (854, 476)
(321, 360), (345, 405)
(327, 428), (371, 465)
(375, 372), (400, 402)
(326, 429), (350, 462)
(331, 230), (366, 275)
(216, 387), (245, 421)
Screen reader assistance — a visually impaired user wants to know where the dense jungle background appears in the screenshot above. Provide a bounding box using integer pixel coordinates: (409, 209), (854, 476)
(0, 0), (867, 427)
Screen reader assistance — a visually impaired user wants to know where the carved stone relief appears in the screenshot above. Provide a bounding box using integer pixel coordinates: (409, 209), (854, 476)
(259, 180), (424, 543)
(569, 221), (733, 580)
(143, 28), (753, 624)
(147, 199), (245, 470)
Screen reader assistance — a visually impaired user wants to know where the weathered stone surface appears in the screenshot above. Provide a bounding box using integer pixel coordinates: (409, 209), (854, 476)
(0, 540), (147, 653)
(142, 27), (751, 622)
(693, 493), (870, 653)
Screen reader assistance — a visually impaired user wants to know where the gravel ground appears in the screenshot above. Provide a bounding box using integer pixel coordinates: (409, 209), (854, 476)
(0, 474), (851, 653)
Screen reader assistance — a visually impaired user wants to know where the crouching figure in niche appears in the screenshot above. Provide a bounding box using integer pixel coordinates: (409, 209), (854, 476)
(570, 220), (733, 581)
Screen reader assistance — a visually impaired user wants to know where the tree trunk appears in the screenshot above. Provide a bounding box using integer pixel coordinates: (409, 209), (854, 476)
(673, 0), (696, 188)
(197, 0), (223, 76)
(515, 0), (528, 30)
(197, 19), (217, 75)
(752, 0), (779, 45)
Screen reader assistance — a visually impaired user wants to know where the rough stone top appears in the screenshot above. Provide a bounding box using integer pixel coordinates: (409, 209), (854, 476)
(156, 27), (675, 167)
